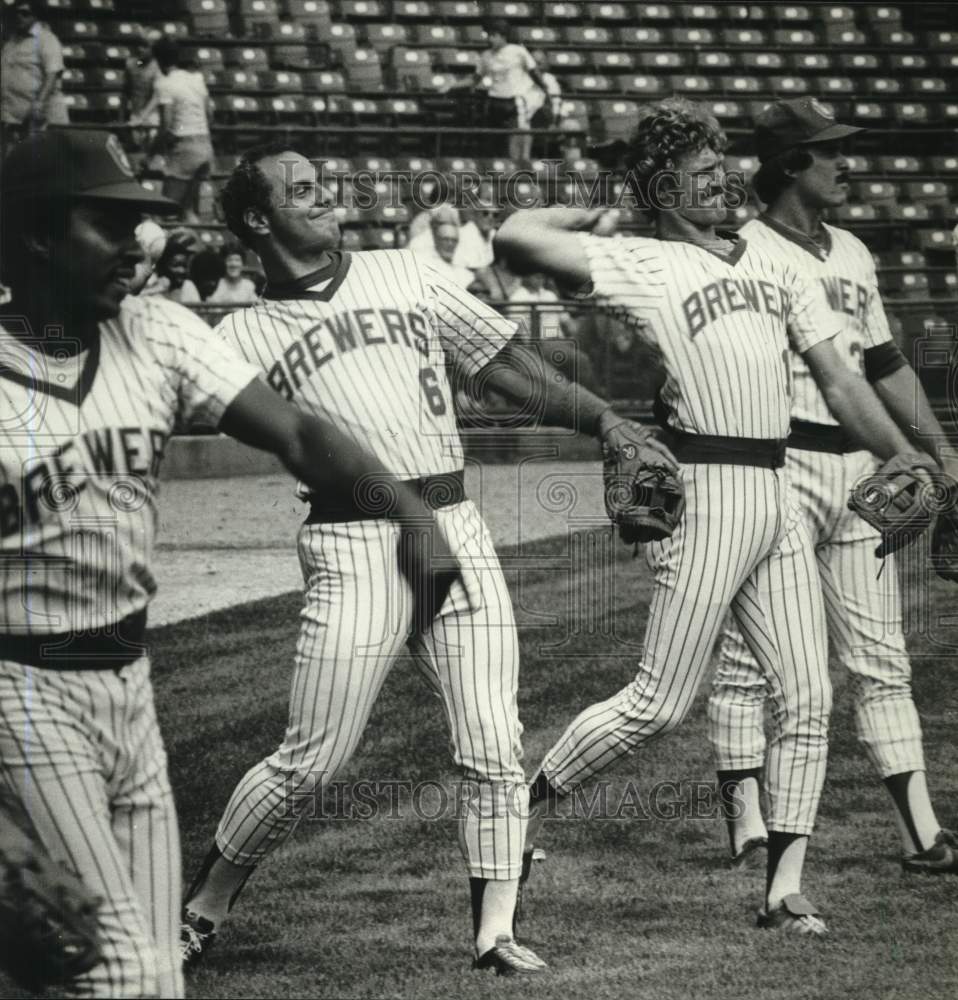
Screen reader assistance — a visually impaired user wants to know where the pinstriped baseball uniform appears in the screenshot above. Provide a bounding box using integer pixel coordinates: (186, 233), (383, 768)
(212, 249), (529, 879)
(708, 217), (925, 780)
(0, 295), (258, 998)
(538, 232), (842, 835)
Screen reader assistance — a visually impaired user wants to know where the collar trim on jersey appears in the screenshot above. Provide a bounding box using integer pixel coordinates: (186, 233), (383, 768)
(756, 214), (831, 260)
(0, 328), (100, 406)
(661, 230), (748, 266)
(262, 252), (352, 301)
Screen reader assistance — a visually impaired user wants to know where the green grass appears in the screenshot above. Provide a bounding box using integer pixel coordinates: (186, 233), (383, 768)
(5, 534), (956, 1000)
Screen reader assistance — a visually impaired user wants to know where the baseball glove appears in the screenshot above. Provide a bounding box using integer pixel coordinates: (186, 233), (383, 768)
(929, 473), (958, 582)
(603, 438), (684, 545)
(847, 451), (939, 558)
(0, 790), (103, 994)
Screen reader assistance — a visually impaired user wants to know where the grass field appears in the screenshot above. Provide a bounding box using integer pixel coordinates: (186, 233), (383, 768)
(149, 532), (958, 1000)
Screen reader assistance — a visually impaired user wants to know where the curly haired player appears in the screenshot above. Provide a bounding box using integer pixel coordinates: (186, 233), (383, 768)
(0, 130), (458, 998)
(496, 99), (934, 936)
(707, 99), (958, 875)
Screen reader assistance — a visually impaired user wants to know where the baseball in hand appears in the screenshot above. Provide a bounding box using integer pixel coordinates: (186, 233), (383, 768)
(591, 209), (621, 237)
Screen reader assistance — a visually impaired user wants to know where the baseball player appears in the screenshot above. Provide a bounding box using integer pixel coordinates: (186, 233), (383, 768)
(176, 140), (669, 976)
(495, 99), (933, 935)
(707, 98), (958, 874)
(0, 130), (459, 998)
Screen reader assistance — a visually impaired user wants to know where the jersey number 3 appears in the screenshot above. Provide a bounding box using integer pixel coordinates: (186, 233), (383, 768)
(419, 367), (447, 416)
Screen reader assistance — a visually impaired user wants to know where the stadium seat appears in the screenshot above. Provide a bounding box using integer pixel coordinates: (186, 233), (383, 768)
(368, 203), (412, 225)
(818, 76), (855, 95)
(913, 77), (948, 94)
(342, 49), (384, 90)
(671, 27), (717, 45)
(304, 70), (346, 91)
(838, 53), (881, 71)
(284, 0), (332, 37)
(729, 204), (760, 226)
(156, 20), (191, 39)
(721, 76), (761, 94)
(364, 23), (410, 52)
(566, 26), (612, 45)
(259, 69), (304, 92)
(438, 156), (479, 174)
(876, 155), (922, 174)
(590, 3), (630, 23)
(698, 52), (734, 70)
(213, 153), (241, 174)
(545, 50), (588, 71)
(868, 5), (902, 22)
(617, 27), (665, 45)
(707, 100), (746, 122)
(517, 25), (559, 44)
(821, 4), (857, 22)
(435, 48), (475, 71)
(63, 19), (100, 40)
(669, 75), (712, 94)
(636, 4), (674, 20)
(929, 155), (958, 174)
(738, 51), (784, 70)
(721, 27), (766, 45)
(936, 52), (958, 72)
(62, 43), (98, 64)
(895, 102), (932, 124)
(597, 99), (639, 141)
(90, 66), (122, 90)
(916, 229), (953, 253)
(415, 24), (459, 44)
(875, 25), (915, 46)
(855, 180), (898, 210)
(843, 154), (874, 173)
(461, 24), (490, 43)
(362, 228), (399, 250)
(340, 0), (386, 17)
(483, 156), (519, 175)
(391, 48), (433, 90)
(62, 67), (88, 89)
(384, 97), (423, 122)
(825, 25), (869, 46)
(594, 52), (635, 73)
(183, 0), (229, 35)
(189, 47), (225, 71)
(897, 272), (931, 299)
(435, 0), (481, 18)
(327, 24), (359, 60)
(867, 78), (903, 95)
(393, 0), (433, 16)
(567, 74), (614, 93)
(725, 154), (759, 178)
(772, 29), (818, 47)
(906, 181), (950, 206)
(103, 21), (142, 42)
(636, 52), (686, 71)
(888, 54), (928, 73)
(423, 71), (458, 91)
(926, 30), (958, 48)
(268, 95), (308, 121)
(487, 1), (535, 19)
(268, 22), (313, 69)
(851, 102), (888, 122)
(339, 229), (363, 251)
(544, 1), (581, 20)
(778, 5), (813, 20)
(100, 44), (131, 67)
(617, 74), (665, 96)
(791, 52), (831, 71)
(889, 203), (932, 223)
(833, 203), (878, 223)
(225, 48), (270, 71)
(239, 0), (280, 34)
(221, 69), (261, 92)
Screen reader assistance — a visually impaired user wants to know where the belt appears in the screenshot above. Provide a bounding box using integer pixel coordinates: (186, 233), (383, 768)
(305, 470), (466, 524)
(787, 419), (860, 455)
(671, 432), (787, 469)
(1, 609), (148, 671)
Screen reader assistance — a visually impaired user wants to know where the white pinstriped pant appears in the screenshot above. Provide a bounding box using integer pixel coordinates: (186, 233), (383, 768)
(0, 657), (182, 999)
(539, 463), (830, 835)
(216, 499), (528, 880)
(709, 448), (924, 779)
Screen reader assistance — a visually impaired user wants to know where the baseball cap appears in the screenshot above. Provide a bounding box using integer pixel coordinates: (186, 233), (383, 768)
(754, 98), (863, 162)
(0, 129), (177, 211)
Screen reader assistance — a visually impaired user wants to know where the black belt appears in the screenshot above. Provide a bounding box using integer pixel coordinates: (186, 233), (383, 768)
(671, 432), (787, 469)
(1, 609), (148, 671)
(787, 419), (861, 455)
(306, 470), (466, 524)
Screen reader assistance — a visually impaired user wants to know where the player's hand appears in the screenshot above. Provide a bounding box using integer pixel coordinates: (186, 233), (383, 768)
(598, 412), (679, 476)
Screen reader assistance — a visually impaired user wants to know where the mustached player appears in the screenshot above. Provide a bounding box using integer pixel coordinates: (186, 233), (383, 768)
(0, 130), (458, 998)
(495, 99), (934, 936)
(177, 141), (671, 975)
(708, 98), (958, 874)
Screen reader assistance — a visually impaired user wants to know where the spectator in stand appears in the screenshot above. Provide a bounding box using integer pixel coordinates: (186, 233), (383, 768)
(0, 0), (68, 152)
(135, 38), (214, 224)
(152, 231), (201, 304)
(411, 219), (475, 289)
(208, 244), (259, 305)
(522, 55), (562, 160)
(473, 250), (523, 302)
(124, 32), (160, 152)
(189, 248), (227, 303)
(408, 201), (498, 273)
(444, 18), (548, 160)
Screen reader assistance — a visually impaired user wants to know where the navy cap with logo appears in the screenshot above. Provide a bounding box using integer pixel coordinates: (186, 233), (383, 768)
(754, 98), (864, 162)
(0, 129), (177, 211)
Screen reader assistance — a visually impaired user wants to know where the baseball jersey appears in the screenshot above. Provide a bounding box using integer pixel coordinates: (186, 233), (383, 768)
(578, 234), (843, 438)
(740, 216), (893, 427)
(0, 296), (258, 635)
(215, 250), (517, 482)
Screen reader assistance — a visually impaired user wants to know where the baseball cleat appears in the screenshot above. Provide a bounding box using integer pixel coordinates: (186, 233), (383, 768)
(473, 936), (549, 976)
(902, 829), (958, 874)
(756, 893), (828, 938)
(730, 836), (768, 869)
(180, 909), (217, 966)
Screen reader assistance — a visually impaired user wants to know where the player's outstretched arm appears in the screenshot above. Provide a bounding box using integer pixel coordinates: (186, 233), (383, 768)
(494, 206), (618, 289)
(219, 377), (459, 630)
(803, 339), (926, 461)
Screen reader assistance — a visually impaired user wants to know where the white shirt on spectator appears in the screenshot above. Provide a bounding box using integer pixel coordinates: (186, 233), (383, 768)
(479, 44), (536, 99)
(154, 68), (209, 137)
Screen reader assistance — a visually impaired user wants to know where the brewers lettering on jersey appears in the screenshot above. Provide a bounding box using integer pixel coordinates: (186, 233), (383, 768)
(708, 120), (958, 876)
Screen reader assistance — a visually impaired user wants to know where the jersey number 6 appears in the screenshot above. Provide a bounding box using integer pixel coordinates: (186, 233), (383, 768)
(419, 367), (447, 416)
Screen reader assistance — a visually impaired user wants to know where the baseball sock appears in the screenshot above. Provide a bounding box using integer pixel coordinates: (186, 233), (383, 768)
(471, 877), (521, 955)
(185, 843), (256, 926)
(716, 769), (767, 856)
(884, 770), (941, 854)
(765, 832), (808, 909)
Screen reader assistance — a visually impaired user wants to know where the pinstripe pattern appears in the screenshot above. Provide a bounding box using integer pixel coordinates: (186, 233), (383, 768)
(212, 252), (527, 881)
(532, 233), (836, 836)
(0, 657), (182, 999)
(0, 295), (259, 997)
(709, 218), (923, 784)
